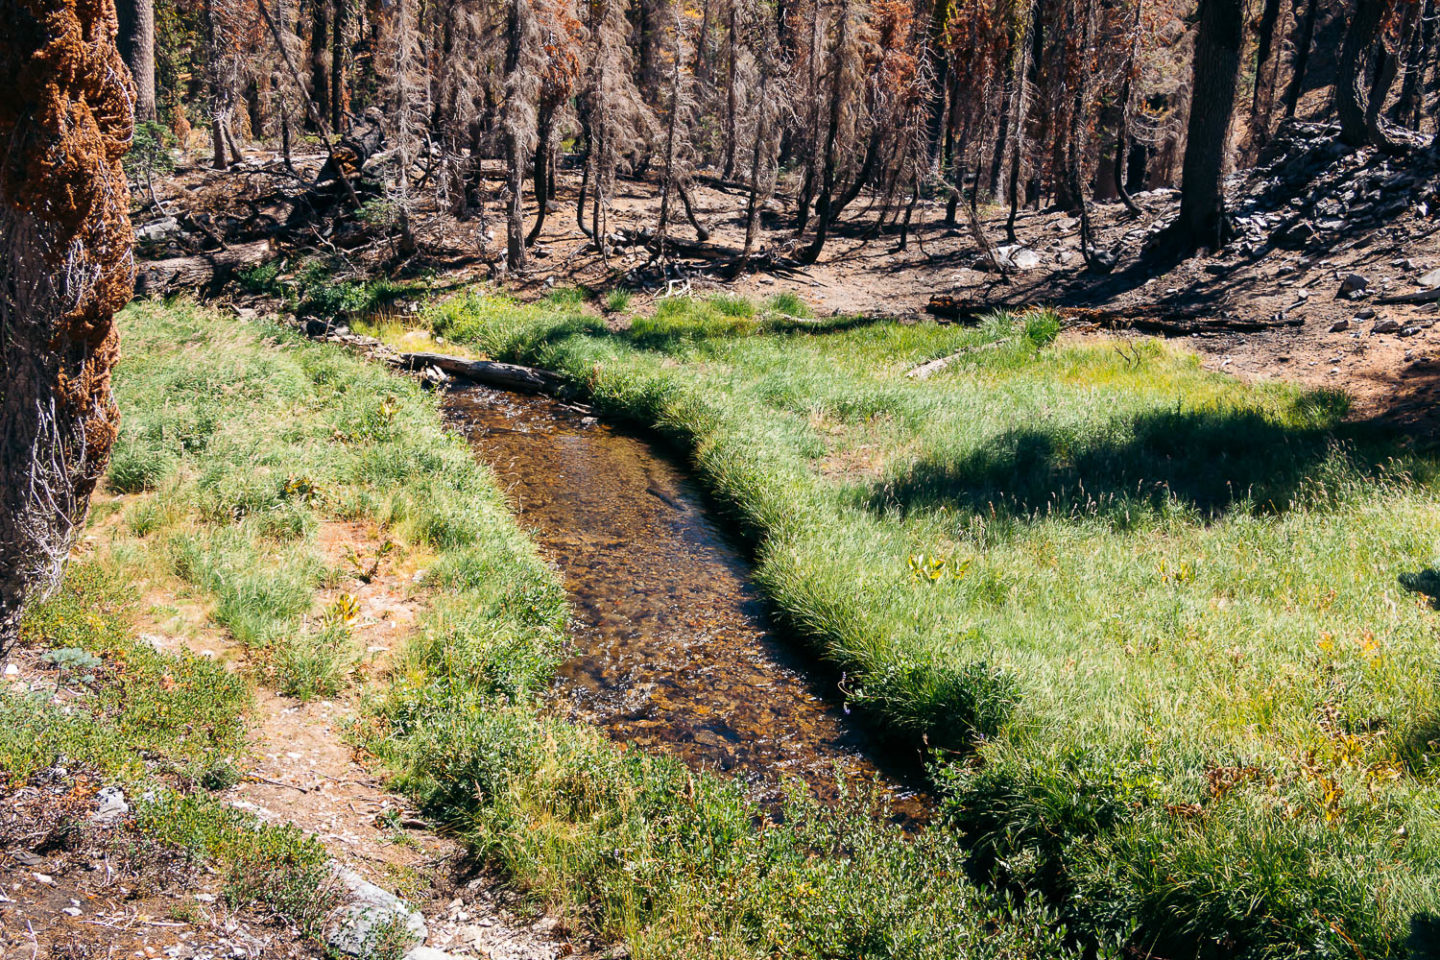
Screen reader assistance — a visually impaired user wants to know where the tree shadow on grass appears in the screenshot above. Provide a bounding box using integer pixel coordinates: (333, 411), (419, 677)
(1399, 570), (1440, 610)
(866, 401), (1430, 524)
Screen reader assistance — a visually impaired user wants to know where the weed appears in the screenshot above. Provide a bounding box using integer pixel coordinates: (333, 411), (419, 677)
(605, 287), (633, 313)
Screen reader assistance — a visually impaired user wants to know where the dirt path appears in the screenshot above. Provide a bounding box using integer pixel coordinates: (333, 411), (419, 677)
(119, 517), (594, 960)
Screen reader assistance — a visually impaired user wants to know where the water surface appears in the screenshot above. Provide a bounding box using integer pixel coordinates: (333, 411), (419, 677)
(444, 385), (926, 817)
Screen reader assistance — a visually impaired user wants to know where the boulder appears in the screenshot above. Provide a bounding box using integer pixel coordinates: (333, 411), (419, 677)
(326, 866), (428, 957)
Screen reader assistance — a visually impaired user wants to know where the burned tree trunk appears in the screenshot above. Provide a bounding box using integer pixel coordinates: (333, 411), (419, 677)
(1150, 0), (1242, 256)
(1282, 0), (1317, 119)
(117, 0), (157, 121)
(1337, 0), (1414, 153)
(0, 0), (135, 646)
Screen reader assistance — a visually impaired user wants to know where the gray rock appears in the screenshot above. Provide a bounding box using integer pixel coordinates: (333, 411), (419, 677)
(1374, 318), (1403, 333)
(1401, 326), (1421, 337)
(405, 949), (460, 960)
(1420, 268), (1440, 288)
(92, 786), (128, 823)
(1329, 319), (1351, 333)
(1339, 273), (1370, 294)
(1355, 307), (1376, 320)
(135, 217), (181, 243)
(326, 866), (427, 957)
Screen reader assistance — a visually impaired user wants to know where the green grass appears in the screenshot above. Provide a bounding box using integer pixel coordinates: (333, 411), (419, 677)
(5, 299), (1070, 960)
(357, 287), (1440, 958)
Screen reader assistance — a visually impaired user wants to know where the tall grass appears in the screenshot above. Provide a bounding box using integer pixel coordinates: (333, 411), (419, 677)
(367, 287), (1440, 958)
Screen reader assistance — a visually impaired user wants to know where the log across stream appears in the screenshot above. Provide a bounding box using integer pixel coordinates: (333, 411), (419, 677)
(443, 385), (929, 820)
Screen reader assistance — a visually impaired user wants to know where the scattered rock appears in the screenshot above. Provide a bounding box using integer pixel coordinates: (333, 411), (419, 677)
(1374, 318), (1403, 333)
(1422, 268), (1440, 288)
(326, 866), (428, 957)
(1401, 326), (1422, 337)
(1329, 319), (1351, 333)
(1355, 307), (1376, 320)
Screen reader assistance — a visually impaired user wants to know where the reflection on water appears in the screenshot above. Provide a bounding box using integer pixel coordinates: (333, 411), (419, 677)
(444, 385), (927, 818)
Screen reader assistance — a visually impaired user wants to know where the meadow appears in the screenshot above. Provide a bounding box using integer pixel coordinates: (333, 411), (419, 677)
(348, 284), (1440, 957)
(4, 300), (1072, 960)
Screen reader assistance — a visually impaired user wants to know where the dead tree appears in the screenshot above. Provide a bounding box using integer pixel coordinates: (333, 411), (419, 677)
(501, 0), (541, 271)
(1337, 0), (1417, 153)
(1151, 0), (1243, 255)
(1281, 0), (1317, 119)
(117, 0), (157, 121)
(0, 0), (135, 647)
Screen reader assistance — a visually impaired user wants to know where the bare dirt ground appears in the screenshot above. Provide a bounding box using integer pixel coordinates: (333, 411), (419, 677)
(2, 512), (593, 960)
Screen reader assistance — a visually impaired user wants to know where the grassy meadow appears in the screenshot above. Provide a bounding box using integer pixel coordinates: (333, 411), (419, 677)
(338, 284), (1440, 957)
(4, 300), (1074, 960)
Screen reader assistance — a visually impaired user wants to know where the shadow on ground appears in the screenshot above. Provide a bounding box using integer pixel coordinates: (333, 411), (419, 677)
(866, 402), (1432, 523)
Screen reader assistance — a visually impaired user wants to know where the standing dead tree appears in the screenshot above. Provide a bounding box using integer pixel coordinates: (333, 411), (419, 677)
(0, 0), (135, 648)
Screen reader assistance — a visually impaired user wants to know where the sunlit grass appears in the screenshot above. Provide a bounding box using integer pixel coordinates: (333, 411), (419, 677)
(381, 287), (1440, 958)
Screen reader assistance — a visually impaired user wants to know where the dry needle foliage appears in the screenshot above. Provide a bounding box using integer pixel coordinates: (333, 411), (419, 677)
(0, 0), (134, 644)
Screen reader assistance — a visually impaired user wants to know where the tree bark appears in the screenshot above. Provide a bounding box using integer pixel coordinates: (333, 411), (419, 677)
(331, 0), (349, 131)
(1393, 0), (1433, 128)
(1281, 0), (1317, 118)
(116, 0), (157, 121)
(1158, 0), (1243, 254)
(309, 0), (331, 130)
(799, 0), (849, 264)
(1244, 0), (1281, 161)
(1337, 0), (1411, 152)
(722, 0), (740, 180)
(0, 0), (134, 646)
(1005, 0), (1038, 242)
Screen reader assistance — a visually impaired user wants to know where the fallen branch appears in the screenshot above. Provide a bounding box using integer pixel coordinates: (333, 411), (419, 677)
(398, 352), (569, 396)
(906, 338), (1014, 379)
(1376, 288), (1440, 305)
(925, 296), (1306, 335)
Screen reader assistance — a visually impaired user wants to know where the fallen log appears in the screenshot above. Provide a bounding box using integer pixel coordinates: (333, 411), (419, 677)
(1376, 287), (1440, 305)
(1060, 307), (1306, 335)
(906, 339), (1014, 379)
(398, 351), (569, 396)
(134, 240), (274, 296)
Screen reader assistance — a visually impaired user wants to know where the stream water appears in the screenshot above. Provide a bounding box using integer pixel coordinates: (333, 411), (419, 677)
(443, 385), (928, 818)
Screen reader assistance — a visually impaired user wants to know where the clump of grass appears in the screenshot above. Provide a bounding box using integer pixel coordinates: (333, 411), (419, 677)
(138, 792), (338, 932)
(604, 287), (633, 313)
(766, 290), (811, 317)
(277, 620), (357, 701)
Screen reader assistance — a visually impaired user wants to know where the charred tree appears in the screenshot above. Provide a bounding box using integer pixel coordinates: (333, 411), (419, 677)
(1281, 0), (1317, 118)
(1337, 0), (1413, 152)
(0, 0), (135, 647)
(1152, 0), (1243, 256)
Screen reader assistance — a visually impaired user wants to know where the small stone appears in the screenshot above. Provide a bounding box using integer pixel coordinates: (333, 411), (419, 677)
(33, 873), (53, 884)
(1420, 268), (1440, 288)
(1374, 318), (1403, 333)
(1329, 319), (1351, 333)
(1339, 273), (1369, 294)
(93, 785), (129, 823)
(1401, 326), (1421, 337)
(62, 907), (82, 916)
(3, 664), (17, 679)
(1355, 307), (1376, 320)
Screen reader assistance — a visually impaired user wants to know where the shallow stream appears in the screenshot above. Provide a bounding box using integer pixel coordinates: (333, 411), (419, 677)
(444, 385), (927, 818)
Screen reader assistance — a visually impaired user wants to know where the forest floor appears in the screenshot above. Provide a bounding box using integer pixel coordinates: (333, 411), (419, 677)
(138, 119), (1440, 438)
